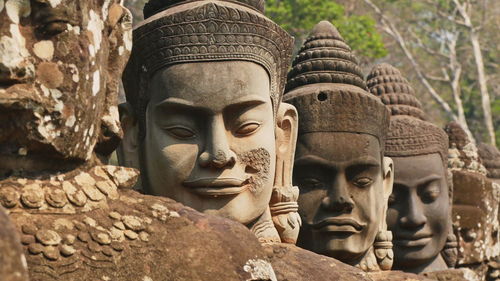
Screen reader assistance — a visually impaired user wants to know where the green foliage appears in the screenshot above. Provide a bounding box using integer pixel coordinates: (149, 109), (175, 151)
(266, 0), (387, 59)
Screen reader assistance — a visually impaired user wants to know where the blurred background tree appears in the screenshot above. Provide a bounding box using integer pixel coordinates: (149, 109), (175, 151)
(123, 0), (498, 146)
(265, 0), (387, 61)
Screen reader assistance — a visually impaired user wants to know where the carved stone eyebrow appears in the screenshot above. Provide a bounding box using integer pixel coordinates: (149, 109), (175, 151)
(155, 95), (268, 115)
(294, 155), (380, 170)
(415, 175), (442, 187)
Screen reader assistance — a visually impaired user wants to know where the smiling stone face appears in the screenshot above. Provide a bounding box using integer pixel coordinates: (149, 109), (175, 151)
(387, 154), (450, 270)
(0, 0), (131, 171)
(143, 61), (276, 225)
(367, 63), (452, 273)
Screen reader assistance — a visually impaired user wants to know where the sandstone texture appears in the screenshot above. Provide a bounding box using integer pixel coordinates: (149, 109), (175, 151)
(1, 166), (271, 280)
(0, 205), (29, 281)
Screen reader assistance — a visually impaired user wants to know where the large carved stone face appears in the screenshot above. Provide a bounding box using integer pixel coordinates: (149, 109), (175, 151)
(0, 0), (131, 166)
(142, 61), (276, 225)
(294, 132), (391, 262)
(387, 153), (449, 269)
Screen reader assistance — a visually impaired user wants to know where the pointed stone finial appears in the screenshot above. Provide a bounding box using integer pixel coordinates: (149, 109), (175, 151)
(285, 21), (366, 93)
(367, 63), (426, 120)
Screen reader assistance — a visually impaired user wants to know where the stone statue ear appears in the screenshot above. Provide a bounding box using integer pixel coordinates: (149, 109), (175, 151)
(117, 102), (140, 171)
(274, 103), (299, 188)
(270, 102), (301, 244)
(382, 156), (394, 201)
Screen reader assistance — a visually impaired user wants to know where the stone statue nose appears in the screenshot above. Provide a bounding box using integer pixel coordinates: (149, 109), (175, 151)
(400, 195), (427, 228)
(198, 117), (236, 169)
(321, 176), (354, 213)
(199, 149), (236, 168)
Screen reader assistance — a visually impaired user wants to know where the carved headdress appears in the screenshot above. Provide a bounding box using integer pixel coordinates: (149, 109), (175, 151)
(446, 121), (487, 175)
(478, 143), (500, 180)
(367, 63), (448, 164)
(284, 21), (389, 147)
(123, 0), (294, 134)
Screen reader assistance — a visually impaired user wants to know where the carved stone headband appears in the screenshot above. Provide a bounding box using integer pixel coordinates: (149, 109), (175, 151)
(367, 63), (448, 164)
(123, 0), (293, 119)
(286, 85), (390, 145)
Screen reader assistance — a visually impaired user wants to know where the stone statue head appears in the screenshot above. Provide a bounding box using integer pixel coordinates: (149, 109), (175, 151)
(284, 21), (394, 271)
(479, 143), (500, 185)
(120, 0), (300, 243)
(446, 122), (499, 269)
(0, 0), (133, 175)
(367, 63), (452, 273)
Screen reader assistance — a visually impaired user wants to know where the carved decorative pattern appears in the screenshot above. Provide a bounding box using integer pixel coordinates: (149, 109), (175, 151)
(284, 21), (389, 146)
(123, 1), (293, 127)
(0, 166), (186, 280)
(285, 20), (366, 93)
(367, 63), (448, 163)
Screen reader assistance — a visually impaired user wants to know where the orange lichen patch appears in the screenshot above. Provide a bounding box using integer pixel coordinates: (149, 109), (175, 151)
(108, 4), (123, 27)
(36, 62), (63, 88)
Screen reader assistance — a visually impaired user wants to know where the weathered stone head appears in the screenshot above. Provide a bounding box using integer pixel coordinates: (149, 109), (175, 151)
(479, 143), (500, 185)
(367, 63), (452, 273)
(0, 0), (133, 174)
(446, 122), (499, 277)
(284, 21), (394, 271)
(120, 0), (300, 243)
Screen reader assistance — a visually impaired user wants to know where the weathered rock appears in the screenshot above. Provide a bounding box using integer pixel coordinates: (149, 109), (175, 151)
(0, 205), (29, 281)
(369, 271), (433, 281)
(422, 268), (480, 281)
(3, 166), (269, 280)
(451, 171), (499, 264)
(446, 122), (500, 279)
(264, 243), (373, 280)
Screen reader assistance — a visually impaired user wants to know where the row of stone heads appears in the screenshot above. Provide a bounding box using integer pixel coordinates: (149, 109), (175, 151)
(1, 0), (499, 280)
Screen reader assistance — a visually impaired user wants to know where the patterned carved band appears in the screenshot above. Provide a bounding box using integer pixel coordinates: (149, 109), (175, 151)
(285, 85), (390, 145)
(123, 0), (293, 118)
(367, 64), (448, 164)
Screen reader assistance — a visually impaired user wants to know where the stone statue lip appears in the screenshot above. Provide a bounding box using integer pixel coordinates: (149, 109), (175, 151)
(183, 177), (250, 196)
(311, 217), (365, 233)
(393, 232), (433, 247)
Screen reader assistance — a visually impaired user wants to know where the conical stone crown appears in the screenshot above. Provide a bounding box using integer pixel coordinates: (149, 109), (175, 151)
(478, 143), (500, 179)
(367, 63), (448, 163)
(284, 21), (389, 147)
(367, 63), (426, 120)
(285, 20), (366, 93)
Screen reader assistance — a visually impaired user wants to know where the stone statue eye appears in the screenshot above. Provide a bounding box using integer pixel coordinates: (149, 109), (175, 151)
(301, 178), (323, 190)
(353, 177), (373, 188)
(235, 122), (260, 136)
(420, 184), (440, 203)
(165, 126), (196, 139)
